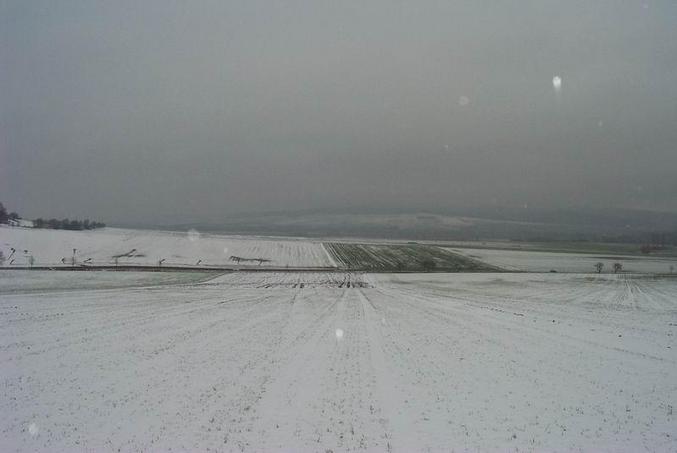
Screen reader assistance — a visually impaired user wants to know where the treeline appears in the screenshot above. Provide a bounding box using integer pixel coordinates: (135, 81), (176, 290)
(0, 202), (19, 224)
(1, 202), (105, 230)
(33, 218), (106, 230)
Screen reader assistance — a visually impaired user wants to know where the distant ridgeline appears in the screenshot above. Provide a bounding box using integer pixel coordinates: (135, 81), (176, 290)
(0, 202), (105, 231)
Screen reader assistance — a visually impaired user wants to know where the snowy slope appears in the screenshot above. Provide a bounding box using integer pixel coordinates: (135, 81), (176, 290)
(0, 270), (216, 294)
(0, 226), (335, 268)
(1, 271), (676, 451)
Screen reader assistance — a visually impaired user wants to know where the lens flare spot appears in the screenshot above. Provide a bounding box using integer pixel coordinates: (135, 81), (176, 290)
(187, 229), (200, 242)
(28, 423), (39, 437)
(552, 76), (562, 92)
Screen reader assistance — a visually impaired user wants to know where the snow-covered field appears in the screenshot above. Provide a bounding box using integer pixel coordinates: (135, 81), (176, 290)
(0, 227), (336, 268)
(2, 271), (676, 451)
(0, 270), (215, 294)
(449, 247), (677, 274)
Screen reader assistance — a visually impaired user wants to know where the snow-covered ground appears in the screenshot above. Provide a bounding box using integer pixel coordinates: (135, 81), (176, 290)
(0, 226), (336, 268)
(449, 247), (677, 274)
(2, 271), (676, 451)
(0, 270), (216, 294)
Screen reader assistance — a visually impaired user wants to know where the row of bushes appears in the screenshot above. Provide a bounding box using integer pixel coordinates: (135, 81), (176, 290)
(1, 202), (105, 230)
(33, 218), (106, 230)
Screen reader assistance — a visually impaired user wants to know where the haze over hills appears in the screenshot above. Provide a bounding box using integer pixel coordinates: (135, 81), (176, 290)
(3, 2), (677, 227)
(114, 206), (677, 244)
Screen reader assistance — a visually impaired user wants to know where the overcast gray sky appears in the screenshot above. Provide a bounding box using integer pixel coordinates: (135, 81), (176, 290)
(2, 1), (676, 224)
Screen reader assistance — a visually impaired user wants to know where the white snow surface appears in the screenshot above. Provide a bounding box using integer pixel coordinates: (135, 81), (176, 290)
(0, 270), (214, 294)
(2, 271), (676, 451)
(449, 247), (677, 274)
(0, 226), (335, 268)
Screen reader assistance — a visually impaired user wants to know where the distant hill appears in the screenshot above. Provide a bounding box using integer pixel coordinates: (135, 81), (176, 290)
(120, 207), (677, 244)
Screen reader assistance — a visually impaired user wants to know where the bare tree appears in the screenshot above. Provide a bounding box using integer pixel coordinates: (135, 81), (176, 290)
(0, 202), (8, 224)
(594, 262), (604, 274)
(613, 262), (623, 274)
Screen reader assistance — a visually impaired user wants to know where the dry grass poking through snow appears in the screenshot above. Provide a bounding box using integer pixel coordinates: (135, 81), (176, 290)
(325, 242), (497, 272)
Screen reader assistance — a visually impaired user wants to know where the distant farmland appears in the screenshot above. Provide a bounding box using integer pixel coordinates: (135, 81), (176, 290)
(324, 242), (497, 272)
